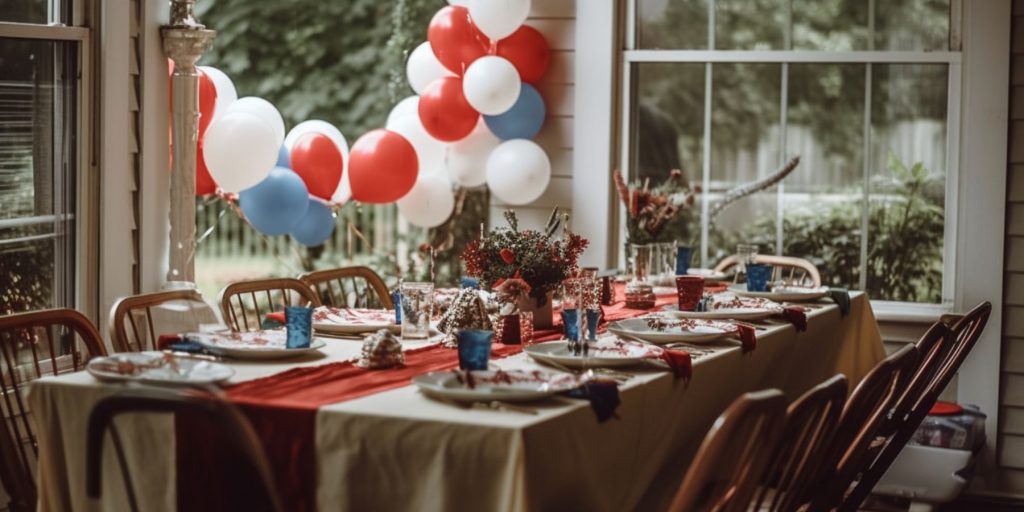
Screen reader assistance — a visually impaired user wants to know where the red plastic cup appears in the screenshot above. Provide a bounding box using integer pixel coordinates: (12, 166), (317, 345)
(676, 276), (705, 311)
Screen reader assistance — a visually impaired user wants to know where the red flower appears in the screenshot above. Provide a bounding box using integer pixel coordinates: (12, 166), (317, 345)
(500, 248), (515, 264)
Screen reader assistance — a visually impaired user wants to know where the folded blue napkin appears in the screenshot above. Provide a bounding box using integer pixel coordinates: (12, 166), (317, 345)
(564, 380), (620, 422)
(827, 288), (851, 317)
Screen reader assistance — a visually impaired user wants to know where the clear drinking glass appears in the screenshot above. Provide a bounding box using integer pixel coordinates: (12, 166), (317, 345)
(734, 244), (759, 283)
(400, 282), (434, 340)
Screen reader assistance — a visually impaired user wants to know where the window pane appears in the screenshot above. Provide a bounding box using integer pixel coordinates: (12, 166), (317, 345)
(637, 0), (709, 49)
(707, 63), (781, 263)
(715, 0), (787, 50)
(629, 63), (706, 255)
(868, 64), (947, 303)
(792, 0), (870, 51)
(875, 1), (950, 51)
(1, 0), (70, 24)
(0, 38), (77, 312)
(783, 63), (866, 289)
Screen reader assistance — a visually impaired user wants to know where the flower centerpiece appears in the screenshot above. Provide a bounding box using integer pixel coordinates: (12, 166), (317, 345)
(462, 208), (588, 328)
(614, 169), (697, 285)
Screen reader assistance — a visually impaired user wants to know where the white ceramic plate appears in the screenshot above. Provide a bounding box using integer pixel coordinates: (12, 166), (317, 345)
(413, 369), (579, 402)
(87, 351), (234, 386)
(660, 304), (776, 320)
(686, 268), (731, 281)
(524, 339), (657, 369)
(728, 284), (828, 302)
(608, 317), (736, 344)
(185, 330), (326, 360)
(312, 307), (395, 334)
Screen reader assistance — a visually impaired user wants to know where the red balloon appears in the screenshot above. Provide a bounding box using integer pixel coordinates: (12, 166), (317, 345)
(197, 69), (218, 138)
(418, 77), (479, 142)
(348, 130), (418, 204)
(497, 25), (551, 84)
(196, 142), (217, 196)
(290, 132), (344, 201)
(428, 6), (489, 75)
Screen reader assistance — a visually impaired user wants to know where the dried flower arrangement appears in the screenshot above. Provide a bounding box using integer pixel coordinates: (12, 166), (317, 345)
(614, 168), (698, 245)
(462, 208), (588, 306)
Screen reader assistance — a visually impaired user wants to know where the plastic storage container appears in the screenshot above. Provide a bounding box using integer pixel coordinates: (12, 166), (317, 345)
(873, 402), (986, 507)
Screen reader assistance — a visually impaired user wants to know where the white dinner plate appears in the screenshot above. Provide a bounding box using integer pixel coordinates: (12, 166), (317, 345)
(686, 268), (731, 281)
(524, 339), (658, 369)
(312, 307), (395, 334)
(184, 330), (326, 360)
(607, 317), (736, 344)
(660, 304), (776, 321)
(728, 284), (829, 302)
(413, 369), (579, 402)
(87, 351), (234, 386)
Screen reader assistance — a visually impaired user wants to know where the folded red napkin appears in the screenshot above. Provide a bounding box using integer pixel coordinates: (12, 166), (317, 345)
(779, 307), (807, 332)
(265, 311), (286, 324)
(157, 334), (181, 350)
(737, 324), (757, 353)
(658, 349), (692, 382)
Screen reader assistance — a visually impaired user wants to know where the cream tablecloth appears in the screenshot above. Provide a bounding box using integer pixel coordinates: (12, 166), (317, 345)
(29, 293), (884, 511)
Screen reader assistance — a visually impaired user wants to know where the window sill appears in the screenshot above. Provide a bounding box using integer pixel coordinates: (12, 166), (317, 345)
(871, 300), (952, 324)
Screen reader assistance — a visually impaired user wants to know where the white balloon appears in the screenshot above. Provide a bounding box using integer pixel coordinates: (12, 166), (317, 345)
(448, 119), (499, 187)
(285, 120), (349, 161)
(486, 139), (550, 205)
(227, 97), (285, 147)
(447, 0), (469, 5)
(203, 111), (278, 193)
(397, 173), (456, 228)
(468, 0), (530, 40)
(406, 42), (454, 96)
(463, 56), (521, 115)
(388, 114), (446, 177)
(332, 171), (352, 204)
(198, 66), (237, 121)
(386, 96), (420, 129)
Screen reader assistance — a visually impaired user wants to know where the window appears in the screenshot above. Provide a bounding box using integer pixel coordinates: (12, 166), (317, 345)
(0, 3), (87, 313)
(622, 0), (957, 304)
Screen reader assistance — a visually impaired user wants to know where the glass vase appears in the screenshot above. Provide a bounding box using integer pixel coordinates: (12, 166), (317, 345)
(628, 243), (655, 283)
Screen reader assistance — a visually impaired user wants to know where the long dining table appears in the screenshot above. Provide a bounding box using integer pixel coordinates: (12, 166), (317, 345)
(29, 291), (884, 512)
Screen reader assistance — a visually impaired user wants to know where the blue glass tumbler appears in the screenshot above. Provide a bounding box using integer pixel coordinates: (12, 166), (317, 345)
(456, 329), (494, 370)
(461, 276), (480, 289)
(561, 309), (580, 341)
(746, 263), (773, 292)
(586, 309), (600, 341)
(675, 245), (693, 275)
(285, 306), (313, 349)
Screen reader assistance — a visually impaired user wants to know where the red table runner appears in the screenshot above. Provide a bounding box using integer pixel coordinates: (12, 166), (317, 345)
(176, 287), (697, 511)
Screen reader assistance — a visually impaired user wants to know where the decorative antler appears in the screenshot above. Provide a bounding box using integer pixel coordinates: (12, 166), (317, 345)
(708, 156), (801, 220)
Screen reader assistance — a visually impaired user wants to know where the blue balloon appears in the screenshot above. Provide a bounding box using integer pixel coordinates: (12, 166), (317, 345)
(483, 84), (546, 140)
(290, 199), (336, 247)
(239, 167), (309, 236)
(276, 145), (291, 168)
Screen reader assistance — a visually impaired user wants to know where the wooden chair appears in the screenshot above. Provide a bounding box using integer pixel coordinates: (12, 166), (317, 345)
(749, 374), (848, 512)
(86, 388), (283, 512)
(109, 289), (220, 352)
(218, 278), (321, 332)
(298, 266), (393, 309)
(668, 389), (788, 512)
(0, 309), (107, 512)
(838, 302), (992, 511)
(713, 255), (822, 288)
(809, 344), (920, 511)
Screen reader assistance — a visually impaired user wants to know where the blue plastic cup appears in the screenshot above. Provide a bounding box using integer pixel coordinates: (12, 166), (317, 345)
(745, 263), (773, 292)
(586, 309), (601, 341)
(675, 245), (693, 275)
(461, 276), (480, 289)
(456, 329), (494, 370)
(561, 309), (580, 341)
(285, 306), (313, 349)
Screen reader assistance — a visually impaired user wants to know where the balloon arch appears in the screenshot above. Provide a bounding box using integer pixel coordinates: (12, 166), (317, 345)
(188, 0), (552, 247)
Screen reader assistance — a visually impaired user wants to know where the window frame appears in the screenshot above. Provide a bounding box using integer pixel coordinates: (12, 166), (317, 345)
(0, 3), (96, 318)
(618, 0), (962, 314)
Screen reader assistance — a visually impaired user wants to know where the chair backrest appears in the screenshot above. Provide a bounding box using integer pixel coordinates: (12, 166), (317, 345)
(668, 389), (788, 512)
(109, 289), (220, 352)
(713, 255), (822, 288)
(837, 302), (991, 511)
(86, 389), (283, 512)
(0, 309), (107, 512)
(811, 343), (919, 511)
(750, 374), (848, 512)
(298, 266), (393, 309)
(218, 278), (321, 332)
